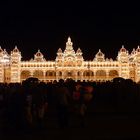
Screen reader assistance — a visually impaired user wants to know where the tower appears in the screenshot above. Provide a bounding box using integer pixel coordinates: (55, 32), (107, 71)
(64, 37), (76, 57)
(10, 46), (21, 83)
(0, 47), (4, 82)
(56, 48), (63, 67)
(129, 48), (136, 81)
(135, 46), (140, 82)
(76, 48), (84, 66)
(117, 45), (129, 79)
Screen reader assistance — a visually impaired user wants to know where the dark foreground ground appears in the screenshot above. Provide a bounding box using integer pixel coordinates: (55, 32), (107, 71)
(0, 109), (140, 140)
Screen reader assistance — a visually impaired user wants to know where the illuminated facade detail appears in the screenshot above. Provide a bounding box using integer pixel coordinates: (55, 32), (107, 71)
(0, 37), (140, 83)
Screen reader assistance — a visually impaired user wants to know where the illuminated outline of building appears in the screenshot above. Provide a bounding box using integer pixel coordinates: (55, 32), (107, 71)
(0, 37), (139, 83)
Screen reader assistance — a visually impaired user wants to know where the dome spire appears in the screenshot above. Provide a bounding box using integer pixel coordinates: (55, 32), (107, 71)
(136, 45), (140, 52)
(120, 45), (127, 52)
(13, 45), (19, 53)
(68, 36), (71, 43)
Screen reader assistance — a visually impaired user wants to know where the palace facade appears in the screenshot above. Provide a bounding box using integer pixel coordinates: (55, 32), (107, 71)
(0, 37), (140, 83)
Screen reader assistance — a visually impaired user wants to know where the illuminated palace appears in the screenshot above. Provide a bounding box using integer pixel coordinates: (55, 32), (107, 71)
(0, 37), (140, 83)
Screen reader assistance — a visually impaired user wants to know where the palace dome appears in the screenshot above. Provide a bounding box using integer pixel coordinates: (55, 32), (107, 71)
(13, 46), (19, 53)
(35, 50), (43, 57)
(136, 46), (140, 52)
(120, 45), (127, 52)
(96, 49), (104, 57)
(95, 49), (105, 61)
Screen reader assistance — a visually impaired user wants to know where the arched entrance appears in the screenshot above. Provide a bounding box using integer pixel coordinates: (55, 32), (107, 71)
(21, 70), (31, 81)
(96, 70), (106, 81)
(83, 70), (94, 80)
(129, 70), (135, 81)
(57, 71), (62, 80)
(64, 71), (75, 80)
(33, 70), (44, 80)
(109, 70), (119, 80)
(46, 70), (56, 81)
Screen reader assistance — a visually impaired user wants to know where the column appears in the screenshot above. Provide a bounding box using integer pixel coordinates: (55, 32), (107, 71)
(93, 71), (95, 81)
(94, 71), (96, 82)
(56, 71), (58, 81)
(81, 71), (83, 82)
(62, 71), (64, 80)
(106, 70), (109, 81)
(30, 71), (33, 77)
(43, 71), (46, 82)
(75, 71), (77, 81)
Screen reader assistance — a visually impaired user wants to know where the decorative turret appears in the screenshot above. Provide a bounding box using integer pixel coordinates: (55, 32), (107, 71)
(34, 49), (45, 62)
(66, 37), (73, 49)
(57, 48), (63, 56)
(76, 48), (83, 66)
(11, 46), (21, 63)
(56, 48), (63, 61)
(13, 46), (19, 53)
(135, 46), (140, 63)
(64, 37), (75, 56)
(136, 46), (140, 53)
(76, 48), (82, 56)
(0, 48), (10, 83)
(120, 45), (127, 53)
(0, 46), (3, 54)
(129, 48), (136, 62)
(76, 48), (83, 60)
(117, 45), (129, 62)
(95, 49), (105, 62)
(117, 45), (129, 79)
(2, 49), (10, 63)
(131, 48), (136, 55)
(10, 46), (21, 83)
(0, 46), (3, 59)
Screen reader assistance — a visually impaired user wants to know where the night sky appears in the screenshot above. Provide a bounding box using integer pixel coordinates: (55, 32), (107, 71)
(0, 1), (140, 60)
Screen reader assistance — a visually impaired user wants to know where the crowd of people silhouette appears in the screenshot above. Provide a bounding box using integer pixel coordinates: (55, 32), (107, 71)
(0, 77), (140, 131)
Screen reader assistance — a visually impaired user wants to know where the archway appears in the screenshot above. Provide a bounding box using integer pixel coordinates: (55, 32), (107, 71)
(33, 70), (44, 80)
(21, 70), (31, 81)
(109, 70), (119, 79)
(129, 70), (135, 81)
(96, 70), (106, 80)
(46, 70), (56, 80)
(83, 70), (94, 80)
(57, 71), (62, 79)
(77, 71), (81, 80)
(64, 71), (75, 80)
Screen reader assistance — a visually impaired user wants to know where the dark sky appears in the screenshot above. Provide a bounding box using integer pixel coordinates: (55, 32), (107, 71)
(0, 1), (140, 60)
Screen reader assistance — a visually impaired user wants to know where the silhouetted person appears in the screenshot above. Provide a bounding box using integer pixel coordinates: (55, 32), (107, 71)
(56, 79), (70, 128)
